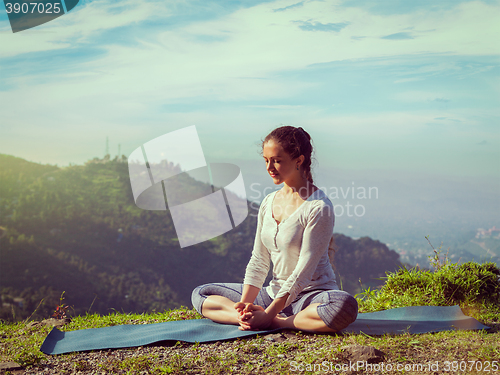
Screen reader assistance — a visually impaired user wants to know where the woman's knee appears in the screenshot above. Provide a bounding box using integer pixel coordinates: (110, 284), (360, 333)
(191, 283), (243, 314)
(191, 284), (208, 314)
(316, 290), (358, 331)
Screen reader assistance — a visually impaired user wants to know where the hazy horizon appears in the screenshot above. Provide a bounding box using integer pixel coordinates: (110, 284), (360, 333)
(1, 0), (498, 257)
(4, 151), (498, 247)
(1, 0), (499, 176)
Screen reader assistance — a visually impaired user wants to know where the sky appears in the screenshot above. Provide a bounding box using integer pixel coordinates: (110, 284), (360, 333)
(1, 0), (499, 243)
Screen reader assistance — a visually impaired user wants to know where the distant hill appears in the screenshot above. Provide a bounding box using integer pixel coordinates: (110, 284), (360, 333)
(0, 154), (403, 321)
(332, 234), (401, 292)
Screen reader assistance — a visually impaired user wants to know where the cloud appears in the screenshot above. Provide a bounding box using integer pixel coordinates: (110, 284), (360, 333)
(246, 104), (304, 109)
(0, 0), (166, 57)
(433, 117), (462, 122)
(2, 0), (498, 85)
(189, 34), (230, 44)
(395, 91), (454, 104)
(273, 1), (304, 12)
(294, 20), (349, 32)
(381, 32), (414, 40)
(339, 0), (473, 16)
(394, 77), (423, 84)
(433, 97), (450, 103)
(1, 0), (499, 157)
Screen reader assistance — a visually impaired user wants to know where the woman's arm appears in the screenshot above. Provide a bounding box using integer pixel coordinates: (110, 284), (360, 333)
(242, 195), (272, 290)
(234, 284), (261, 313)
(265, 294), (288, 317)
(240, 284), (261, 303)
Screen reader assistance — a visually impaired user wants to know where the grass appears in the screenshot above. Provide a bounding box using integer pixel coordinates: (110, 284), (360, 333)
(1, 260), (499, 374)
(0, 308), (202, 368)
(356, 261), (500, 320)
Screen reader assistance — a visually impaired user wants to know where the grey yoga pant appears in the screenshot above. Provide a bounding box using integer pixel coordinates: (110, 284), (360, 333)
(191, 283), (358, 331)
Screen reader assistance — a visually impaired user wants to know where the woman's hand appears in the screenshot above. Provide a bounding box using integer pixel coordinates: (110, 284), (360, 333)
(235, 303), (273, 331)
(234, 301), (257, 324)
(233, 301), (251, 316)
(234, 288), (288, 331)
(233, 301), (257, 326)
(235, 302), (263, 321)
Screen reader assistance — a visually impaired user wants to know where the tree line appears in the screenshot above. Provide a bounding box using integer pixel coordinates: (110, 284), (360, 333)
(0, 154), (402, 322)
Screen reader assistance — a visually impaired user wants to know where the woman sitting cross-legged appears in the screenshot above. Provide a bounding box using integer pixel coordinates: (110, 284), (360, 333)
(191, 126), (358, 333)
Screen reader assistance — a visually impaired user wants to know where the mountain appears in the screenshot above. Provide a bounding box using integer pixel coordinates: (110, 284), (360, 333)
(0, 154), (403, 322)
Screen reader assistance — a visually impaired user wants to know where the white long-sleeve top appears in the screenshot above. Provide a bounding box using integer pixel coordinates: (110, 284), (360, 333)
(243, 188), (338, 308)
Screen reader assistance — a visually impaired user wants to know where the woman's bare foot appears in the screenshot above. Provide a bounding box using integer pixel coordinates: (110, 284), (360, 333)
(271, 315), (291, 329)
(270, 304), (338, 333)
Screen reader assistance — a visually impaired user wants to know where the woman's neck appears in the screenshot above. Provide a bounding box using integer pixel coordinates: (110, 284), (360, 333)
(281, 180), (316, 200)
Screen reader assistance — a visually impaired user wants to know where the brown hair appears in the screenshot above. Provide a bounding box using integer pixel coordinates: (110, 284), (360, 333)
(261, 126), (315, 183)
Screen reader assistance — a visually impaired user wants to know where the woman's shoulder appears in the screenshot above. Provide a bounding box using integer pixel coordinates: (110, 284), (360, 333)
(302, 188), (334, 221)
(258, 190), (278, 211)
(309, 188), (333, 209)
(296, 188), (334, 229)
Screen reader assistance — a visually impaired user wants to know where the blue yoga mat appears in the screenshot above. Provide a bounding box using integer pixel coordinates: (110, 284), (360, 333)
(342, 305), (489, 335)
(40, 305), (489, 355)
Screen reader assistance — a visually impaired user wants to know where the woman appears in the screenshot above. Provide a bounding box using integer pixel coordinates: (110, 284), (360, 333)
(191, 126), (358, 332)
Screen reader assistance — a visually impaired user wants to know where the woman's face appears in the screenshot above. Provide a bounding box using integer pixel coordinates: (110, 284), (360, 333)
(262, 139), (299, 185)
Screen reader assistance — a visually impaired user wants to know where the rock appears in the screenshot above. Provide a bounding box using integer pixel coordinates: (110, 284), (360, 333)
(41, 318), (71, 328)
(264, 333), (287, 343)
(0, 361), (22, 370)
(281, 330), (298, 340)
(26, 321), (41, 329)
(342, 344), (385, 363)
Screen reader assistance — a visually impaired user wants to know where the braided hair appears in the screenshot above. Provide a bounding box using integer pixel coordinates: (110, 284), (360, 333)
(261, 126), (315, 183)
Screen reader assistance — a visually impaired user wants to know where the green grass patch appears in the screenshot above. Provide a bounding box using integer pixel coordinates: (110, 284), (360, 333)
(356, 261), (500, 322)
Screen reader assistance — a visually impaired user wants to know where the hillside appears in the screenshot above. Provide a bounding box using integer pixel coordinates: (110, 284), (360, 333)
(1, 262), (499, 374)
(0, 154), (402, 322)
